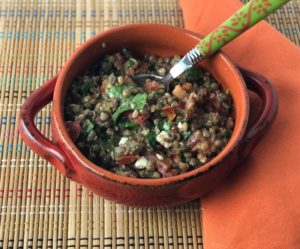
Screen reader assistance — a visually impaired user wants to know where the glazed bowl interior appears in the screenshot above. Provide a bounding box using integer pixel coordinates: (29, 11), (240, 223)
(54, 24), (248, 185)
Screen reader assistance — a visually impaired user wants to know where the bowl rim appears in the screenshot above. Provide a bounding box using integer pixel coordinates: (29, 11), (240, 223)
(53, 23), (249, 186)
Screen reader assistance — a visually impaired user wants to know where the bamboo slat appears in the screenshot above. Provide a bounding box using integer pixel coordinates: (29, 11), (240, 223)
(0, 0), (298, 248)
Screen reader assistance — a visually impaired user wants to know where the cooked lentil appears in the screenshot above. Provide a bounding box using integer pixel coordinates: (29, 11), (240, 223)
(64, 49), (235, 178)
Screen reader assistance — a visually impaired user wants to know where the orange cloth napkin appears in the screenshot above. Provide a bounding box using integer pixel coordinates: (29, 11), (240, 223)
(180, 0), (300, 248)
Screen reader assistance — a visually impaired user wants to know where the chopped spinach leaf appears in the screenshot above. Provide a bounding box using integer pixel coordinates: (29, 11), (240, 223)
(118, 120), (138, 130)
(85, 119), (94, 133)
(124, 58), (138, 69)
(162, 121), (171, 131)
(129, 92), (148, 109)
(147, 131), (157, 147)
(112, 93), (147, 122)
(158, 120), (171, 131)
(107, 85), (123, 98)
(182, 131), (192, 140)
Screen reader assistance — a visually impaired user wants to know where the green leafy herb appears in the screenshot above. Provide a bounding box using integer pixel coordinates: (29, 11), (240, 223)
(147, 131), (156, 147)
(107, 85), (123, 98)
(112, 106), (133, 123)
(112, 93), (147, 122)
(124, 58), (138, 69)
(85, 119), (94, 133)
(158, 120), (171, 131)
(107, 83), (138, 99)
(118, 120), (138, 130)
(182, 131), (192, 140)
(162, 121), (171, 131)
(130, 92), (148, 109)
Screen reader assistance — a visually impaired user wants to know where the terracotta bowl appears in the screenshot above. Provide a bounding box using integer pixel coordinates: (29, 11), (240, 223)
(19, 24), (278, 207)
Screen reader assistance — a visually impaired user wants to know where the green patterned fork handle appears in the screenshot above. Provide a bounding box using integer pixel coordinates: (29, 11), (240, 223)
(196, 0), (291, 58)
(167, 0), (290, 83)
(135, 0), (291, 88)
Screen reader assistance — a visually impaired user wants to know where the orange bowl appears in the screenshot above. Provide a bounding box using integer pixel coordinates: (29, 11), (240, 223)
(19, 24), (277, 206)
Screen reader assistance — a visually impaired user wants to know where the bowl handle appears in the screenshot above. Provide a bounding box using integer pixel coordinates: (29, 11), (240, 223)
(238, 67), (278, 160)
(19, 76), (74, 177)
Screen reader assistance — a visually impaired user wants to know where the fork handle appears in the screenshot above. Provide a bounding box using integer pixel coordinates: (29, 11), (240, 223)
(192, 0), (290, 59)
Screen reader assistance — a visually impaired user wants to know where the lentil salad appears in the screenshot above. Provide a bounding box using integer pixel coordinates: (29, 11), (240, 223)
(64, 49), (235, 178)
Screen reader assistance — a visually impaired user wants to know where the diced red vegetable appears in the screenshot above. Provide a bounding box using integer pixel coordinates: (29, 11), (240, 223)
(147, 154), (177, 178)
(171, 126), (178, 135)
(185, 93), (197, 119)
(99, 83), (107, 93)
(145, 81), (161, 91)
(179, 101), (186, 109)
(186, 131), (201, 148)
(157, 159), (178, 177)
(114, 53), (125, 71)
(116, 154), (139, 165)
(132, 115), (148, 125)
(127, 111), (150, 125)
(65, 121), (81, 142)
(162, 105), (176, 121)
(171, 154), (181, 163)
(156, 159), (171, 175)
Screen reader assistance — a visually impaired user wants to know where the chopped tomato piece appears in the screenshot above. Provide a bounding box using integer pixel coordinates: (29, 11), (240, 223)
(116, 155), (139, 165)
(171, 126), (178, 135)
(114, 53), (125, 71)
(185, 92), (197, 119)
(157, 159), (178, 177)
(171, 154), (181, 163)
(145, 81), (161, 91)
(99, 82), (107, 93)
(162, 105), (176, 121)
(186, 131), (201, 148)
(131, 115), (148, 125)
(127, 111), (150, 125)
(179, 101), (186, 109)
(146, 153), (179, 177)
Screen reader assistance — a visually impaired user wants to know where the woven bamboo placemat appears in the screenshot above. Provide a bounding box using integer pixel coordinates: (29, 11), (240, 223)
(0, 0), (299, 248)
